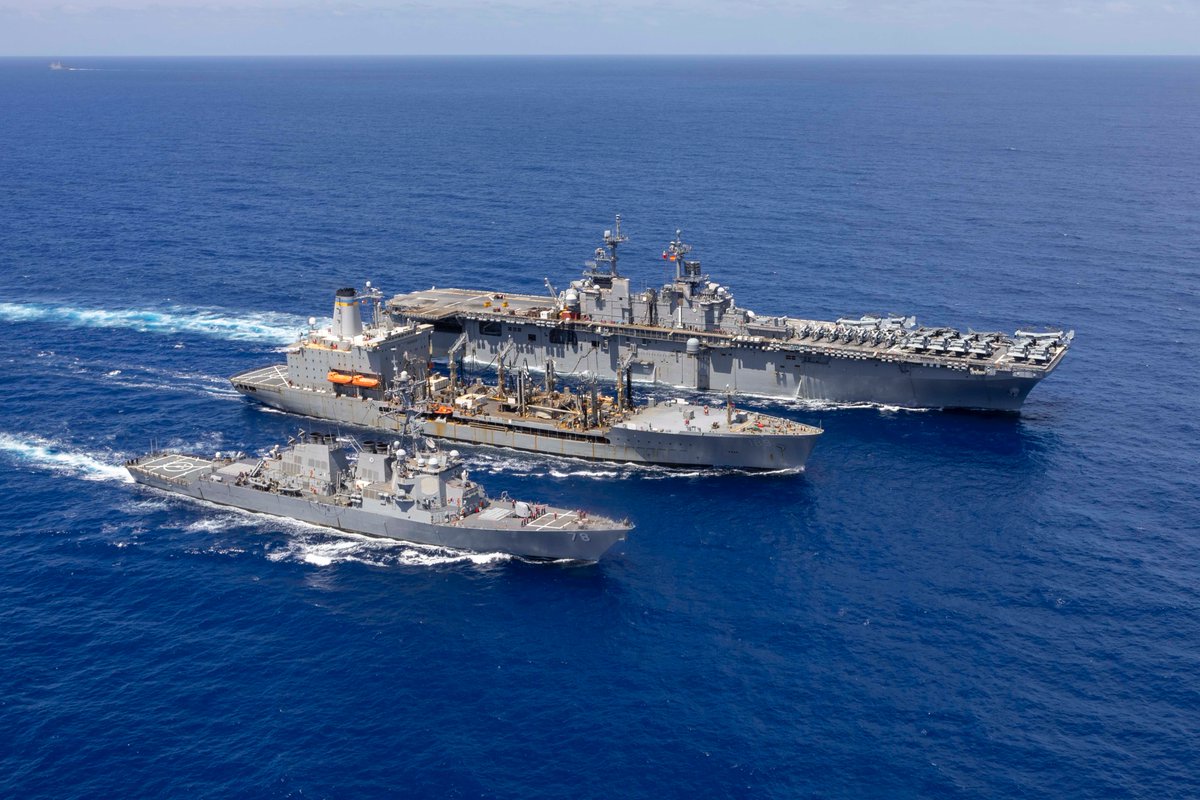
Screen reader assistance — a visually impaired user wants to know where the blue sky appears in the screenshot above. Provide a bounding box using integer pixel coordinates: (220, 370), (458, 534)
(3, 1), (1199, 56)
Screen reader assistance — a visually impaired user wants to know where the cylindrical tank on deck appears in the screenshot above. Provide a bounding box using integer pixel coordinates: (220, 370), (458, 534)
(333, 287), (363, 340)
(686, 337), (701, 355)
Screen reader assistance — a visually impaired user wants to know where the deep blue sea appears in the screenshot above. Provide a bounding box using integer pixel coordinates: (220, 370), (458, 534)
(1, 56), (1198, 798)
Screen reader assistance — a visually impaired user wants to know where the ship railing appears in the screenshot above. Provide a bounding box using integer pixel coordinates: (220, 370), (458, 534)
(411, 298), (1061, 373)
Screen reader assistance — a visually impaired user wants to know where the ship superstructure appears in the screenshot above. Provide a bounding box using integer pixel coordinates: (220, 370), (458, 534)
(385, 217), (1073, 411)
(232, 285), (823, 470)
(127, 432), (630, 561)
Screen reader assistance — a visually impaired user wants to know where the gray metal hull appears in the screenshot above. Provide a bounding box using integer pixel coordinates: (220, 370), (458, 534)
(428, 324), (1042, 412)
(234, 377), (817, 470)
(131, 471), (624, 562)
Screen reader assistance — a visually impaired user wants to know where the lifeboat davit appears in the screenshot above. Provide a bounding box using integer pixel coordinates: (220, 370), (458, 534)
(351, 375), (380, 388)
(327, 371), (354, 385)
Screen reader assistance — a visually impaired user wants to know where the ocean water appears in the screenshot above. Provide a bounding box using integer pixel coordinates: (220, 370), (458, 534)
(1, 56), (1198, 798)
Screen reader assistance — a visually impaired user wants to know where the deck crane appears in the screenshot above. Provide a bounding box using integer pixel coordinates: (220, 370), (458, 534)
(495, 338), (517, 395)
(582, 371), (602, 428)
(615, 352), (635, 411)
(446, 330), (470, 391)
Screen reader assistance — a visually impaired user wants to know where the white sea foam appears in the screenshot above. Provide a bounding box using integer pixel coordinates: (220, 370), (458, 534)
(266, 530), (514, 569)
(183, 517), (240, 534)
(786, 398), (932, 414)
(635, 383), (933, 415)
(0, 300), (314, 344)
(157, 490), (514, 569)
(472, 452), (734, 480)
(124, 498), (171, 512)
(0, 432), (132, 483)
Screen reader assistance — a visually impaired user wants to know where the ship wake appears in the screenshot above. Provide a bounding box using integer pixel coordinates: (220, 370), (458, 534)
(0, 432), (132, 483)
(266, 531), (515, 569)
(24, 350), (243, 401)
(139, 492), (516, 569)
(471, 452), (782, 480)
(0, 300), (310, 344)
(628, 385), (932, 418)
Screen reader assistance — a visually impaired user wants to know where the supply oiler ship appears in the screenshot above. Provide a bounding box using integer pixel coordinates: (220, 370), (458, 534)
(385, 217), (1073, 411)
(232, 285), (822, 471)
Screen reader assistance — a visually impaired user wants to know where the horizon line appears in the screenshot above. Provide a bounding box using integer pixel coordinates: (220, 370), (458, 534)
(17, 52), (1200, 59)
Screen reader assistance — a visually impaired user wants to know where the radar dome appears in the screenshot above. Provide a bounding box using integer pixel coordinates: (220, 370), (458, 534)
(686, 337), (701, 355)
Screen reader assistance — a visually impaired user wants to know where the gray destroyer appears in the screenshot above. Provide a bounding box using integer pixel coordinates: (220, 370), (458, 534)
(127, 432), (630, 561)
(231, 286), (822, 470)
(385, 217), (1073, 411)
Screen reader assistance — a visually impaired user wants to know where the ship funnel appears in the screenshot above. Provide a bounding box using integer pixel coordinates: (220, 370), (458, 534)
(333, 287), (363, 340)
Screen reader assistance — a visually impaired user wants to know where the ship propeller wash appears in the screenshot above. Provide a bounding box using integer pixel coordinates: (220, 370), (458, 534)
(127, 432), (630, 561)
(231, 284), (822, 470)
(384, 216), (1073, 411)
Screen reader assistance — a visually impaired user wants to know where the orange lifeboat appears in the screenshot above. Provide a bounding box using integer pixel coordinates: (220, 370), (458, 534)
(351, 375), (380, 388)
(430, 404), (455, 417)
(327, 371), (353, 385)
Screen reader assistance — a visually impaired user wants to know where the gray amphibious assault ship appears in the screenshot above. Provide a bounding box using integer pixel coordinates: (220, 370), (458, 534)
(127, 432), (630, 561)
(386, 217), (1073, 411)
(232, 284), (822, 470)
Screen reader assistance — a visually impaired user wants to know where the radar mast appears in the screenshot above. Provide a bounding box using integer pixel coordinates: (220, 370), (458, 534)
(586, 214), (628, 287)
(664, 229), (704, 286)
